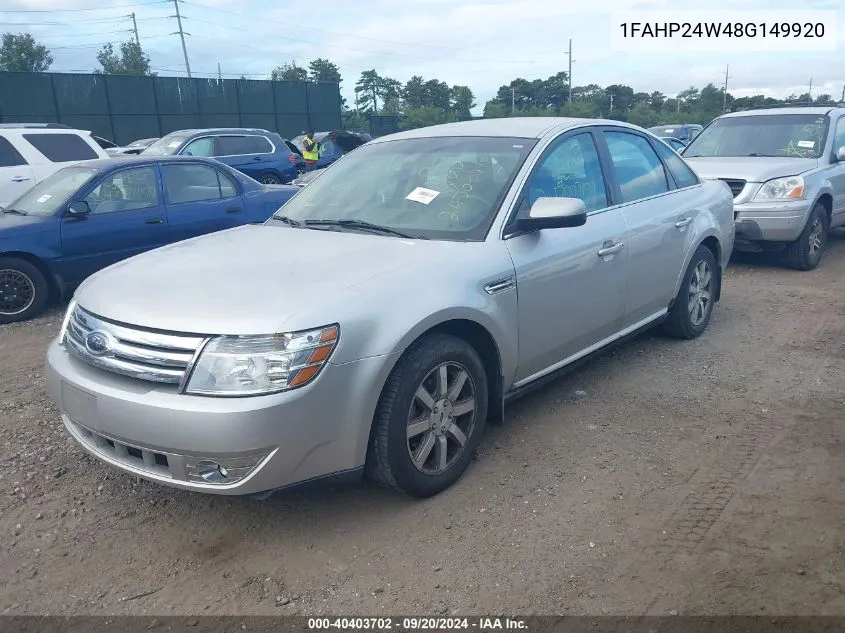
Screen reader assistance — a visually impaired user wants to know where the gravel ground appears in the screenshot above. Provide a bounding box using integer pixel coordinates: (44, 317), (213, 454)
(1, 235), (844, 616)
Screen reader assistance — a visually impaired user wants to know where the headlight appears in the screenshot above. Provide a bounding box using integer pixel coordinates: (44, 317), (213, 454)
(58, 299), (77, 345)
(753, 176), (804, 201)
(184, 324), (338, 396)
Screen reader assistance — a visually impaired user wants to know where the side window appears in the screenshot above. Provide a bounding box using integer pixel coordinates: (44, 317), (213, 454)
(653, 139), (700, 188)
(162, 164), (237, 204)
(0, 135), (28, 167)
(244, 135), (273, 154)
(524, 132), (608, 212)
(214, 135), (269, 156)
(182, 137), (214, 157)
(832, 117), (845, 153)
(23, 133), (99, 162)
(319, 138), (338, 157)
(603, 131), (670, 203)
(676, 127), (690, 141)
(84, 166), (159, 215)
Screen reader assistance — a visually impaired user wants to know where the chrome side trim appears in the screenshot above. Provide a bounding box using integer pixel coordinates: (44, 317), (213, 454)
(483, 277), (516, 295)
(512, 308), (668, 389)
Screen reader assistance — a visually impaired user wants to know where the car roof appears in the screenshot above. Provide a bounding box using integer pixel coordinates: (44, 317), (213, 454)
(163, 128), (274, 136)
(721, 107), (841, 118)
(62, 155), (236, 171)
(370, 117), (644, 143)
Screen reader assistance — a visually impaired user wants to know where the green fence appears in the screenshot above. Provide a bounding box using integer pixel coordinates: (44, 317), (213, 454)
(0, 72), (342, 144)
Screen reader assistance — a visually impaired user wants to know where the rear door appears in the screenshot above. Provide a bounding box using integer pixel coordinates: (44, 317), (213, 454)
(161, 162), (244, 241)
(213, 134), (275, 179)
(599, 128), (701, 328)
(0, 134), (35, 208)
(59, 164), (169, 284)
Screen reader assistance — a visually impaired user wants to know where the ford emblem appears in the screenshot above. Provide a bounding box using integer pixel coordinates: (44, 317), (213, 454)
(85, 331), (113, 356)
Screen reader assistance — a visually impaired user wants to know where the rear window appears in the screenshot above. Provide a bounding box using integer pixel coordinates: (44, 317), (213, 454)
(216, 135), (273, 156)
(653, 139), (700, 188)
(23, 133), (99, 162)
(0, 135), (27, 167)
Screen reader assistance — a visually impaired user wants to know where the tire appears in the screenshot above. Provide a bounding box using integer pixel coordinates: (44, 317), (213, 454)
(259, 173), (282, 185)
(0, 257), (49, 324)
(662, 245), (718, 340)
(366, 334), (488, 498)
(783, 203), (828, 271)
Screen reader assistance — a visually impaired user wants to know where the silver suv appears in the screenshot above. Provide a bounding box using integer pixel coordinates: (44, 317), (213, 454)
(683, 106), (845, 270)
(46, 118), (734, 498)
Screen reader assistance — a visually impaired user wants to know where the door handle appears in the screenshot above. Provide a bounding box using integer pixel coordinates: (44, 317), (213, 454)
(226, 207), (242, 214)
(597, 242), (624, 257)
(253, 156), (262, 161)
(675, 217), (694, 228)
(145, 217), (164, 224)
(11, 176), (31, 182)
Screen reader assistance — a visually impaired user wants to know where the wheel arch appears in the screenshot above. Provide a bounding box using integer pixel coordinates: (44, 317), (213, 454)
(671, 233), (723, 304)
(0, 250), (63, 303)
(814, 192), (833, 227)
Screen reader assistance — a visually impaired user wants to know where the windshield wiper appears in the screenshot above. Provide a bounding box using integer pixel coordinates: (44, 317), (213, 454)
(745, 153), (780, 157)
(303, 219), (423, 239)
(2, 208), (28, 216)
(270, 214), (302, 227)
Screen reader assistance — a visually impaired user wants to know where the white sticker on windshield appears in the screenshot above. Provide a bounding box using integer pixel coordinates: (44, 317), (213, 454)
(406, 187), (440, 204)
(797, 140), (816, 149)
(168, 141), (181, 148)
(37, 194), (52, 203)
(664, 128), (675, 133)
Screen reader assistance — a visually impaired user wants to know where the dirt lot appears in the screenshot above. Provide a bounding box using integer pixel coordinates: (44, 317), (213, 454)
(1, 236), (844, 617)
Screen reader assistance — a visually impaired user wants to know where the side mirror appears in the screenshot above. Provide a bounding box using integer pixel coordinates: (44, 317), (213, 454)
(836, 146), (845, 162)
(517, 197), (587, 231)
(66, 201), (90, 217)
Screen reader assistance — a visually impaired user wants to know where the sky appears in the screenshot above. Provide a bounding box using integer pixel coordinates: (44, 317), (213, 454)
(1, 0), (844, 115)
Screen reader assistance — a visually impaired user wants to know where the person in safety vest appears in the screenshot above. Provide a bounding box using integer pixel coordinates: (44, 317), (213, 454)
(302, 130), (319, 171)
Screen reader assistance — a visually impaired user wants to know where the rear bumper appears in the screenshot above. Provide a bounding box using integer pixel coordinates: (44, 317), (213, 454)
(733, 199), (810, 242)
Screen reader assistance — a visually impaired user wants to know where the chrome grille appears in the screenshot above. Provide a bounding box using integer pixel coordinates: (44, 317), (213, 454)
(64, 304), (206, 385)
(719, 178), (746, 198)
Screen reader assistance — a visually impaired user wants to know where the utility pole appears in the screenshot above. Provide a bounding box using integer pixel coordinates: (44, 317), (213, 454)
(131, 12), (140, 47)
(840, 84), (845, 103)
(172, 0), (191, 78)
(566, 38), (575, 104)
(217, 62), (222, 82)
(722, 64), (731, 113)
(512, 87), (516, 113)
(677, 96), (680, 114)
(808, 77), (813, 103)
(609, 92), (614, 114)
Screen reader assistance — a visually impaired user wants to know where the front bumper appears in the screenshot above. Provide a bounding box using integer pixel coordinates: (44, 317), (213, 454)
(733, 199), (811, 242)
(46, 340), (394, 495)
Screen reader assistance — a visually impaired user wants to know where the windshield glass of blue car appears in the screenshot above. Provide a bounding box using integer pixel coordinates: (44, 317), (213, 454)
(684, 114), (828, 159)
(140, 132), (192, 156)
(272, 136), (536, 241)
(4, 167), (98, 216)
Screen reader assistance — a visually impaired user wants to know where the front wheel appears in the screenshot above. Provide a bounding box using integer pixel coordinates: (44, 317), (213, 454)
(662, 245), (718, 339)
(259, 173), (282, 185)
(0, 257), (49, 324)
(366, 334), (488, 497)
(783, 203), (828, 271)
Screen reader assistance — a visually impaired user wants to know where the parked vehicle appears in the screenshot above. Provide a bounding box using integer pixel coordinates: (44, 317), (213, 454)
(656, 137), (687, 153)
(290, 130), (370, 171)
(46, 118), (733, 499)
(107, 137), (159, 156)
(0, 156), (297, 323)
(141, 128), (300, 184)
(683, 106), (845, 270)
(647, 124), (703, 145)
(0, 125), (111, 209)
(92, 136), (118, 151)
(291, 167), (324, 187)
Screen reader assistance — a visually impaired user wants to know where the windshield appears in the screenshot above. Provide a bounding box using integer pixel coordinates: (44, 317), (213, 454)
(291, 135), (306, 152)
(684, 114), (828, 158)
(141, 132), (191, 156)
(272, 136), (536, 241)
(5, 166), (98, 216)
(129, 138), (155, 147)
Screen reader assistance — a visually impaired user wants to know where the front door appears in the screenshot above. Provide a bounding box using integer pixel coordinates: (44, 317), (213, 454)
(0, 134), (35, 208)
(59, 164), (169, 284)
(504, 130), (629, 385)
(161, 162), (244, 241)
(601, 129), (699, 327)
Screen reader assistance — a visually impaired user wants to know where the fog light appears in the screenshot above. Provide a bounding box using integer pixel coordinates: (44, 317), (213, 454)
(183, 453), (270, 485)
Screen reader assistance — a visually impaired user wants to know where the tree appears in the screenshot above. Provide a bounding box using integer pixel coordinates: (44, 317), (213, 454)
(0, 32), (52, 72)
(483, 100), (507, 118)
(450, 85), (476, 116)
(400, 107), (454, 131)
(424, 79), (452, 112)
(402, 76), (428, 110)
(308, 58), (340, 83)
(96, 41), (152, 76)
(355, 69), (382, 112)
(271, 61), (307, 81)
(379, 77), (403, 114)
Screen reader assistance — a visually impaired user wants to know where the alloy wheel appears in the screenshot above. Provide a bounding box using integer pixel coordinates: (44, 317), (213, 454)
(0, 269), (36, 316)
(687, 260), (712, 327)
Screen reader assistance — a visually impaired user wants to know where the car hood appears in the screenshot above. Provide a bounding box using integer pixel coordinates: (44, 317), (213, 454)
(74, 224), (472, 336)
(0, 213), (53, 236)
(683, 156), (818, 182)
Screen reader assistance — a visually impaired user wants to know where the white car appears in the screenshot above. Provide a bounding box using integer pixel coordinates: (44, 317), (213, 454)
(0, 124), (110, 209)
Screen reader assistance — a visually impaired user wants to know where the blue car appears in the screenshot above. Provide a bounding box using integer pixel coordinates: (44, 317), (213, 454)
(0, 155), (298, 323)
(141, 128), (301, 184)
(290, 130), (370, 170)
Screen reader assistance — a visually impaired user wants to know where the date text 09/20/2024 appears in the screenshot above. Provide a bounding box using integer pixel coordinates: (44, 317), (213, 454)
(307, 618), (528, 631)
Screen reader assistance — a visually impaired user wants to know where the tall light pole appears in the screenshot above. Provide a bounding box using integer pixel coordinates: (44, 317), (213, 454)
(566, 38), (575, 104)
(722, 64), (731, 112)
(131, 12), (140, 47)
(172, 0), (191, 78)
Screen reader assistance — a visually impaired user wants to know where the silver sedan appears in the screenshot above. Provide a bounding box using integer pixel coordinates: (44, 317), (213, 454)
(46, 117), (735, 498)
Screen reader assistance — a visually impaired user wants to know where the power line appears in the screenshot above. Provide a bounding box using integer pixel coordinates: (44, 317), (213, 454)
(36, 29), (135, 39)
(0, 17), (132, 26)
(0, 1), (168, 13)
